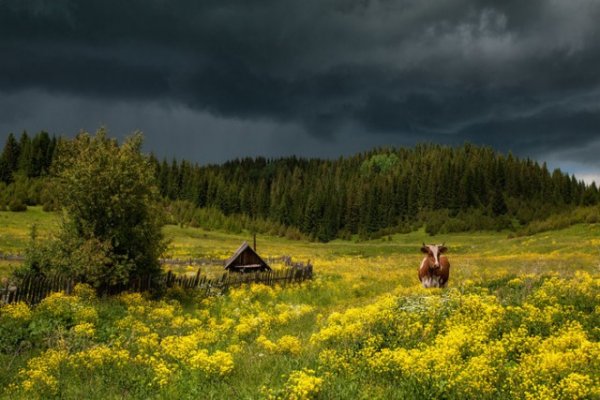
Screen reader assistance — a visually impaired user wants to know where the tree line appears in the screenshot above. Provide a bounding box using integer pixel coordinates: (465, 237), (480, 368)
(0, 132), (57, 211)
(1, 131), (599, 241)
(149, 144), (599, 240)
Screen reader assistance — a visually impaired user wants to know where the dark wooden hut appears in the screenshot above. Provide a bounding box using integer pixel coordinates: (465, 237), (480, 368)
(224, 241), (271, 273)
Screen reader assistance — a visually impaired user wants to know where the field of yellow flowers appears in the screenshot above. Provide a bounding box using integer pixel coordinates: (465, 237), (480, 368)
(0, 209), (599, 399)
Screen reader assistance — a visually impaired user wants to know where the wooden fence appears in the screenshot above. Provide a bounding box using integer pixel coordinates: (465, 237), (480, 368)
(160, 255), (293, 266)
(0, 262), (313, 305)
(0, 253), (24, 262)
(0, 253), (293, 266)
(1, 273), (76, 305)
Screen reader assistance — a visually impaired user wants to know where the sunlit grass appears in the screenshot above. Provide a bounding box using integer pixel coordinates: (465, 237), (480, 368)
(0, 207), (59, 254)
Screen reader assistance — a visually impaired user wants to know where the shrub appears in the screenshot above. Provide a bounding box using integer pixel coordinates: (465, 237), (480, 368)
(25, 130), (167, 291)
(8, 198), (27, 212)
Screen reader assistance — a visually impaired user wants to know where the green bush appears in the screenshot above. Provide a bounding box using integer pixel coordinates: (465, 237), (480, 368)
(8, 198), (27, 212)
(24, 130), (167, 291)
(516, 205), (600, 236)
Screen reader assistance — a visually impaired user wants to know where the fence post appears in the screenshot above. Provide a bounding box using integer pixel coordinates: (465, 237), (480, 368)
(1, 279), (9, 304)
(193, 268), (201, 288)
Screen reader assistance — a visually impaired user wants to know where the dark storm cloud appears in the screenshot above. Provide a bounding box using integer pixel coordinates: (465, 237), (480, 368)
(1, 0), (600, 166)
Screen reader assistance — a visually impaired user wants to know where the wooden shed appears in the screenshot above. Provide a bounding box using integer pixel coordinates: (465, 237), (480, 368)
(224, 241), (271, 273)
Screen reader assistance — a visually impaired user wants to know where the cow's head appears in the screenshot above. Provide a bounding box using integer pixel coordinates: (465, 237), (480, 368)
(421, 243), (448, 269)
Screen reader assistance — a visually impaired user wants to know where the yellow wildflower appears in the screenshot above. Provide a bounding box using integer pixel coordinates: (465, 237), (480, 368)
(284, 369), (323, 400)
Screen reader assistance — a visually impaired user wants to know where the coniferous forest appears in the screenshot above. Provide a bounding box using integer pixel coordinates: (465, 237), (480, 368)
(1, 131), (599, 241)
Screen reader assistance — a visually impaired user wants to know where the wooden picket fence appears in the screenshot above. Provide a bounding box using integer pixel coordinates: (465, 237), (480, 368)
(160, 255), (293, 266)
(1, 273), (76, 305)
(0, 262), (313, 305)
(0, 253), (294, 266)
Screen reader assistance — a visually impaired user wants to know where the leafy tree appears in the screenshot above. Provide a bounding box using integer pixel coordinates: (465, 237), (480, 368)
(28, 129), (166, 290)
(360, 152), (399, 174)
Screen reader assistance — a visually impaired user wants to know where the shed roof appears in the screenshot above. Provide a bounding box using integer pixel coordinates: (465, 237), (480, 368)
(224, 241), (271, 270)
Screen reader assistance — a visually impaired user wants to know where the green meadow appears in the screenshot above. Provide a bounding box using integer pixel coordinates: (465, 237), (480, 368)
(0, 207), (599, 399)
(2, 206), (599, 277)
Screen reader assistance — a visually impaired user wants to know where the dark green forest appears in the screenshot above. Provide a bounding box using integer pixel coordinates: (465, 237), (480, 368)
(1, 131), (599, 241)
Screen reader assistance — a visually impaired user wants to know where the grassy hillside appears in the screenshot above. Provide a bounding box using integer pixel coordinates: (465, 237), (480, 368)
(1, 208), (599, 399)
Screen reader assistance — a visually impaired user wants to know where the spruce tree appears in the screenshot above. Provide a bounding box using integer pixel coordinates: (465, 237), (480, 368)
(17, 132), (33, 177)
(0, 133), (20, 183)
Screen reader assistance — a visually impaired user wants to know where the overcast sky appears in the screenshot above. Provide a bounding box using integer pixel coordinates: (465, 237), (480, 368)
(1, 0), (599, 183)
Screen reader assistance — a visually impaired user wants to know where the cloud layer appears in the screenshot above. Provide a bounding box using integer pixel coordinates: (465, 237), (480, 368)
(1, 0), (599, 177)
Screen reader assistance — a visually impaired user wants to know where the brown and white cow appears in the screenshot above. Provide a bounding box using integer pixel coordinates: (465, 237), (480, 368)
(418, 243), (450, 288)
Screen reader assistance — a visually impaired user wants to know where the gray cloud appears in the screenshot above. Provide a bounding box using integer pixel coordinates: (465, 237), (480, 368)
(1, 0), (600, 175)
(0, 89), (416, 164)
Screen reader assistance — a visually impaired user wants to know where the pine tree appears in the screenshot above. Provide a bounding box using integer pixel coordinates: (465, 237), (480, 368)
(17, 132), (33, 177)
(30, 131), (52, 176)
(157, 159), (169, 197)
(0, 133), (20, 183)
(491, 187), (508, 216)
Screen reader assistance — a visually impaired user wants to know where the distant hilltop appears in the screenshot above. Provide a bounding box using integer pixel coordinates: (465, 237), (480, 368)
(1, 132), (599, 241)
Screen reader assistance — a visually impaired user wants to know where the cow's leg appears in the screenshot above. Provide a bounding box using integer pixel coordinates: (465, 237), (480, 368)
(421, 276), (434, 288)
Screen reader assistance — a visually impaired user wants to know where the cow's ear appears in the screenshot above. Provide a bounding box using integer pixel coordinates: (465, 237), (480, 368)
(420, 245), (429, 254)
(439, 246), (448, 253)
